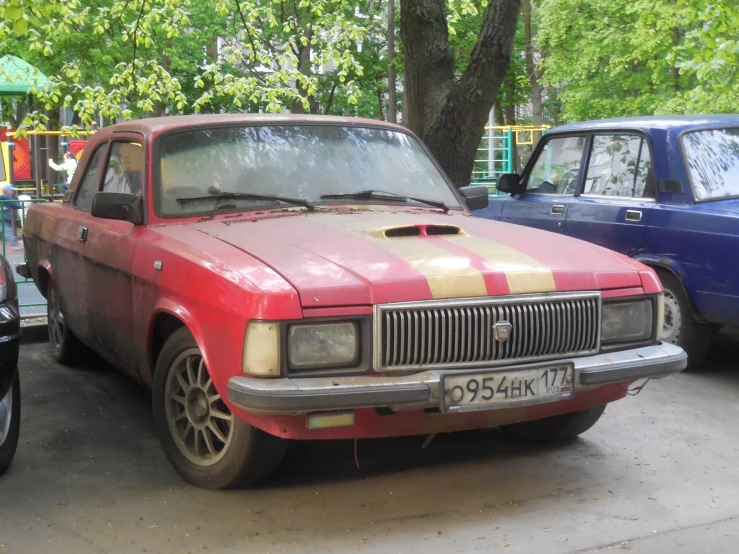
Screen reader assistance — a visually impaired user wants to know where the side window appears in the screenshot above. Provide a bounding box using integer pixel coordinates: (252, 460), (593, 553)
(73, 145), (107, 211)
(583, 135), (655, 198)
(103, 142), (144, 196)
(526, 136), (586, 195)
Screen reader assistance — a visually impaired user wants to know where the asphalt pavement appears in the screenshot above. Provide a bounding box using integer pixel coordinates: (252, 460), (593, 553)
(0, 331), (738, 553)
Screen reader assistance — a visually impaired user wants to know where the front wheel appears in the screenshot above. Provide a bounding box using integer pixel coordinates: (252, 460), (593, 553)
(657, 270), (711, 369)
(0, 373), (20, 475)
(152, 327), (287, 489)
(500, 404), (606, 444)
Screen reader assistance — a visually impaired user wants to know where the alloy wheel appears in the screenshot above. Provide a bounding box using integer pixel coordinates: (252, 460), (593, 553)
(164, 349), (234, 467)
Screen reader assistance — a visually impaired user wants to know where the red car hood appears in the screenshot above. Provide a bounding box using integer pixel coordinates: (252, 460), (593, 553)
(191, 209), (644, 307)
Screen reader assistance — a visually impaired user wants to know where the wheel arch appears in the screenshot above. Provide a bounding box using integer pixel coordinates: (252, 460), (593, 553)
(36, 261), (53, 299)
(633, 255), (705, 323)
(146, 302), (211, 385)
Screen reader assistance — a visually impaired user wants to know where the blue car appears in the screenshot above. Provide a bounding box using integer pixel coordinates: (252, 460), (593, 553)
(474, 115), (739, 367)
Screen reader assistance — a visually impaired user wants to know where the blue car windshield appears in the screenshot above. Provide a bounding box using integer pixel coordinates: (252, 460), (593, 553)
(683, 128), (739, 201)
(155, 124), (460, 216)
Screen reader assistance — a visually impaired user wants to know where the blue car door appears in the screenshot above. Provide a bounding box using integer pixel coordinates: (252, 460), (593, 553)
(500, 135), (587, 233)
(565, 134), (655, 255)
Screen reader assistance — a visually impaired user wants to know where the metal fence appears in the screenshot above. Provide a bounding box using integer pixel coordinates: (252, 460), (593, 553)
(0, 198), (52, 318)
(471, 125), (550, 194)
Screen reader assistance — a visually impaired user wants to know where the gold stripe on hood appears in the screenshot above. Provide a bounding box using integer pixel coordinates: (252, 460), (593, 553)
(441, 235), (556, 294)
(316, 215), (487, 299)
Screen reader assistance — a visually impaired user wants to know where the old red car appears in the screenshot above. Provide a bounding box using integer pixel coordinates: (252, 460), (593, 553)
(19, 115), (686, 489)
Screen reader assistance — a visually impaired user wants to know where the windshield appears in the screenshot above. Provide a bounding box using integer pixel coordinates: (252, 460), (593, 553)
(683, 128), (739, 201)
(155, 124), (460, 216)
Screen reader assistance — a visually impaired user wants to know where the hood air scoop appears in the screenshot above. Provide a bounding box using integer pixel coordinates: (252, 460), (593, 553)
(381, 224), (464, 238)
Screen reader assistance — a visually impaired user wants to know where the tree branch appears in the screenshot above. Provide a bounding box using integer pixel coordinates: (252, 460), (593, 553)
(131, 0), (148, 89)
(325, 82), (337, 114)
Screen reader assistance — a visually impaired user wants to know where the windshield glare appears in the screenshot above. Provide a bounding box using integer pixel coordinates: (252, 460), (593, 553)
(683, 128), (739, 201)
(156, 125), (460, 216)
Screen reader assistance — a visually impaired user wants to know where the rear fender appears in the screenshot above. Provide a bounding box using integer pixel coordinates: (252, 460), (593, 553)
(35, 259), (54, 297)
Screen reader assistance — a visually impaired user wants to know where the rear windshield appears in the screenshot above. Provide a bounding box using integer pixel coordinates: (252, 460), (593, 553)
(682, 128), (739, 201)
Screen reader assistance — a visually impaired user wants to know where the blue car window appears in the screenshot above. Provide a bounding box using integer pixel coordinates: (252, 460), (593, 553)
(584, 135), (653, 198)
(683, 128), (739, 201)
(526, 136), (585, 195)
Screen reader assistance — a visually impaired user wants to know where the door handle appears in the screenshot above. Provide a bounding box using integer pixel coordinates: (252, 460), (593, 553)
(77, 226), (88, 242)
(551, 204), (565, 215)
(625, 210), (643, 222)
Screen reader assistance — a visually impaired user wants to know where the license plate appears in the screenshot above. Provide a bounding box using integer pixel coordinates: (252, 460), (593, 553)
(441, 365), (575, 413)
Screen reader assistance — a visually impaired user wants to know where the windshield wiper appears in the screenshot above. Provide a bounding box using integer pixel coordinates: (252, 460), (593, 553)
(320, 189), (449, 213)
(177, 192), (315, 212)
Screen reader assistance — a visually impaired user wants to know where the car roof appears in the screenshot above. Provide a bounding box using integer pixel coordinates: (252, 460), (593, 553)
(550, 115), (739, 134)
(94, 113), (407, 139)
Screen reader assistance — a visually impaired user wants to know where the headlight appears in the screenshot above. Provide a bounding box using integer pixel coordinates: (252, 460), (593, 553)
(288, 322), (359, 370)
(601, 299), (653, 344)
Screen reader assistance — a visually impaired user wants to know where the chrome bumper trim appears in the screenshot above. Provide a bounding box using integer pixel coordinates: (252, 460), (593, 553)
(227, 343), (686, 416)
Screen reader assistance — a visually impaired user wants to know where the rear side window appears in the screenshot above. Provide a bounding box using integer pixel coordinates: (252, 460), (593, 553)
(683, 128), (739, 201)
(583, 135), (655, 198)
(74, 145), (107, 211)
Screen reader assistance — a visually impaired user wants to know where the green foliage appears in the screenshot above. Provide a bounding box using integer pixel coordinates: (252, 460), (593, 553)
(537, 0), (739, 121)
(0, 0), (384, 130)
(668, 1), (739, 113)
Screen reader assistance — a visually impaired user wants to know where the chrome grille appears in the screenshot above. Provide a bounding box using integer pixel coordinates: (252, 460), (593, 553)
(375, 293), (601, 371)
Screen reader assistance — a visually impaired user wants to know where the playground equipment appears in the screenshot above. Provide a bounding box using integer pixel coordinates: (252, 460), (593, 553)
(1, 129), (93, 318)
(5, 128), (94, 198)
(471, 125), (550, 194)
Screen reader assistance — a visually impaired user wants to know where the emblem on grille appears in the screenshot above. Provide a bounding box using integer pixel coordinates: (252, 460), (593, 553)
(492, 321), (512, 342)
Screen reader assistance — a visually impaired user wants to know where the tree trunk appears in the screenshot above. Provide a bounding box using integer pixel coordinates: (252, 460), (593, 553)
(387, 0), (398, 123)
(149, 55), (170, 117)
(672, 27), (681, 91)
(504, 79), (516, 125)
(378, 89), (386, 120)
(291, 28), (320, 114)
(401, 0), (521, 187)
(523, 0), (543, 143)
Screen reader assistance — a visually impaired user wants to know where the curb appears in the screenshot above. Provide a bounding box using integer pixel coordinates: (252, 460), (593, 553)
(20, 323), (48, 344)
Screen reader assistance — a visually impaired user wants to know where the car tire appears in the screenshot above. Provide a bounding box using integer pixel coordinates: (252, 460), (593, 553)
(152, 327), (287, 490)
(656, 269), (711, 369)
(500, 404), (606, 444)
(0, 372), (20, 476)
(47, 282), (84, 365)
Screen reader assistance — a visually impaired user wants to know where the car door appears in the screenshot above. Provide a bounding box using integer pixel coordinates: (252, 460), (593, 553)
(51, 143), (109, 344)
(565, 134), (655, 255)
(500, 135), (587, 233)
(83, 138), (145, 376)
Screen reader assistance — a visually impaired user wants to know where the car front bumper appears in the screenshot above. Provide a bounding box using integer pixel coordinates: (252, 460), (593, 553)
(0, 298), (20, 400)
(227, 342), (687, 416)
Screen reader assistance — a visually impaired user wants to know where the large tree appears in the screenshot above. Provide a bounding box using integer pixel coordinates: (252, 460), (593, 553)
(401, 0), (521, 187)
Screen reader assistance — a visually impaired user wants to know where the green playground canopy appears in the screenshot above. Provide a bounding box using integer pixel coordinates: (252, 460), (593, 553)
(0, 55), (49, 96)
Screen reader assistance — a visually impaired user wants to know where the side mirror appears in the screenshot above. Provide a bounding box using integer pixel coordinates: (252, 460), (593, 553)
(496, 173), (522, 195)
(458, 185), (489, 211)
(91, 192), (144, 225)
